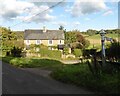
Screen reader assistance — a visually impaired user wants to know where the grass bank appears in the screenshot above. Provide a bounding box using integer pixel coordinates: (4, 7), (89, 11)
(51, 64), (120, 94)
(2, 56), (120, 94)
(2, 56), (63, 70)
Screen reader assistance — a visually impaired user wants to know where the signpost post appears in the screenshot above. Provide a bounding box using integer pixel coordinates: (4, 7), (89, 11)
(100, 29), (106, 67)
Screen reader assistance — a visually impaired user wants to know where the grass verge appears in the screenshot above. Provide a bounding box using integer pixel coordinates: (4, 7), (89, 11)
(2, 56), (63, 70)
(2, 56), (120, 94)
(50, 64), (120, 94)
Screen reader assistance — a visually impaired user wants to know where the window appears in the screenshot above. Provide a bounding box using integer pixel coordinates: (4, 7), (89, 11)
(58, 40), (62, 44)
(36, 40), (41, 45)
(48, 40), (53, 45)
(59, 40), (62, 44)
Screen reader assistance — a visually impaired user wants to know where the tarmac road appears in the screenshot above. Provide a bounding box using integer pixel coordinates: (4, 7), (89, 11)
(2, 61), (93, 94)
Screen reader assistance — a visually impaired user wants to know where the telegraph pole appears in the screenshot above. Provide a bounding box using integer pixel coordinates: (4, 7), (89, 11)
(100, 29), (106, 67)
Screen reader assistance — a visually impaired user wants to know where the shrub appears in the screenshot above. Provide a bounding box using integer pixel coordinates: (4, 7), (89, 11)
(10, 46), (22, 57)
(39, 47), (62, 59)
(105, 42), (120, 62)
(73, 49), (82, 57)
(63, 47), (69, 55)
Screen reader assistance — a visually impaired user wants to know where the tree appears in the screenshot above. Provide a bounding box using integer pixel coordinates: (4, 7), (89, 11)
(65, 30), (90, 49)
(0, 27), (23, 53)
(86, 29), (97, 36)
(76, 33), (86, 48)
(59, 25), (64, 31)
(59, 25), (66, 40)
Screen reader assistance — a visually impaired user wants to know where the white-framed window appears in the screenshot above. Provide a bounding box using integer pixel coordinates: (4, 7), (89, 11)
(36, 40), (41, 45)
(48, 40), (53, 45)
(26, 40), (30, 45)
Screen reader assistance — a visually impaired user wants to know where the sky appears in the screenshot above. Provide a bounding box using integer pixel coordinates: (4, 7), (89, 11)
(0, 0), (119, 32)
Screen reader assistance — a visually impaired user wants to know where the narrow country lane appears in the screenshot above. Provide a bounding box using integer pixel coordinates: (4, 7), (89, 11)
(2, 61), (93, 94)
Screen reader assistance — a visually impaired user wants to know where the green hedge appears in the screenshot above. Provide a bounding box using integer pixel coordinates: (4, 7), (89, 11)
(39, 47), (62, 59)
(28, 44), (62, 59)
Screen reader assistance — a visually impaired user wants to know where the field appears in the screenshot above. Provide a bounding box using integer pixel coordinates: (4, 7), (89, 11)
(84, 34), (119, 49)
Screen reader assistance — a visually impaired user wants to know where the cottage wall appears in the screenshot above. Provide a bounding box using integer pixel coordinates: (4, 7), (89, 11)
(24, 40), (64, 46)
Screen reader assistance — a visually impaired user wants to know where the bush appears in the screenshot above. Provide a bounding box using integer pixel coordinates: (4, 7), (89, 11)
(85, 39), (90, 48)
(10, 46), (22, 57)
(40, 50), (61, 59)
(105, 42), (120, 62)
(63, 47), (69, 55)
(73, 49), (82, 57)
(39, 47), (62, 59)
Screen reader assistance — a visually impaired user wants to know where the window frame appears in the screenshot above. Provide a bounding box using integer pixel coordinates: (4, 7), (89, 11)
(59, 40), (62, 44)
(48, 40), (53, 45)
(36, 40), (41, 45)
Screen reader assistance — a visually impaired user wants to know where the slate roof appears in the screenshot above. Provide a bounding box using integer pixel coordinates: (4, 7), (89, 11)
(24, 29), (65, 40)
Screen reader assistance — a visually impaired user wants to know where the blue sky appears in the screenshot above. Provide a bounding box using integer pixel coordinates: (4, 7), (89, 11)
(0, 0), (119, 32)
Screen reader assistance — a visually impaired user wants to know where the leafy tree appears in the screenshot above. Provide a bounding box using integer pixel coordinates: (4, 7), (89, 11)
(86, 29), (97, 36)
(65, 30), (90, 49)
(65, 31), (77, 44)
(0, 27), (23, 53)
(59, 25), (64, 31)
(59, 25), (66, 40)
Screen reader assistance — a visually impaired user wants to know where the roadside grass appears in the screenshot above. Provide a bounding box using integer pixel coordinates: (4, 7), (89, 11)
(2, 56), (63, 70)
(2, 56), (120, 93)
(50, 64), (120, 94)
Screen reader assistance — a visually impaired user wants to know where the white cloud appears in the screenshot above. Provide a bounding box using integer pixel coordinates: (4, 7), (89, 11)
(0, 0), (34, 20)
(103, 10), (113, 16)
(20, 5), (55, 23)
(69, 0), (108, 17)
(0, 0), (56, 23)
